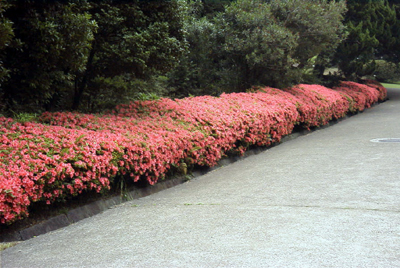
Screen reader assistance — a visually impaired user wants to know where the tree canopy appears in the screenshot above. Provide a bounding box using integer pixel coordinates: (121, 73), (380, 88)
(0, 0), (398, 114)
(332, 0), (400, 79)
(168, 0), (347, 96)
(0, 0), (187, 113)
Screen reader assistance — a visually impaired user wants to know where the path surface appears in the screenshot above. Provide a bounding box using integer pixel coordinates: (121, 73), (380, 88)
(2, 89), (400, 268)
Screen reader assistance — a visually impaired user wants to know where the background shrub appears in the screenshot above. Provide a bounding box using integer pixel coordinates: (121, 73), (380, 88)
(373, 60), (400, 82)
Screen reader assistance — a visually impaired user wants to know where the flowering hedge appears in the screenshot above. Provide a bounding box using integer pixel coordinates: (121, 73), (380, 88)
(0, 81), (387, 224)
(284, 84), (351, 128)
(333, 81), (382, 112)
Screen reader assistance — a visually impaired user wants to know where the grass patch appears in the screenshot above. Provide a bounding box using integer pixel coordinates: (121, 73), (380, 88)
(382, 82), (400, 89)
(0, 242), (19, 251)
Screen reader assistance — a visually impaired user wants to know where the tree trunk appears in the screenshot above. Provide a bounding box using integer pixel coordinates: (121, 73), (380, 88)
(313, 64), (325, 78)
(72, 45), (96, 110)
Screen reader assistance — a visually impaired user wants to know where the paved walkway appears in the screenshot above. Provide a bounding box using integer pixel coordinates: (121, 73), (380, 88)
(2, 88), (400, 268)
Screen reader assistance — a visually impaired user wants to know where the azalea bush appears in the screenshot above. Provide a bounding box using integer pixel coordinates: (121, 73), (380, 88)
(0, 81), (387, 224)
(284, 84), (351, 128)
(333, 81), (381, 112)
(362, 79), (388, 102)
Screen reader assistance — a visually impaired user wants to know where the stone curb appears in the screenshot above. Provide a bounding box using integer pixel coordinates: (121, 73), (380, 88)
(0, 177), (186, 242)
(0, 109), (366, 243)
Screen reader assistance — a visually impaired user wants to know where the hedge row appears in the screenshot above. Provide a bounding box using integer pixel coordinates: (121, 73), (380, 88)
(0, 81), (387, 224)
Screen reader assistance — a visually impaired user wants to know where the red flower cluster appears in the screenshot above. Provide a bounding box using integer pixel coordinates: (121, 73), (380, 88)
(284, 84), (350, 128)
(333, 81), (381, 112)
(360, 79), (388, 102)
(0, 81), (387, 224)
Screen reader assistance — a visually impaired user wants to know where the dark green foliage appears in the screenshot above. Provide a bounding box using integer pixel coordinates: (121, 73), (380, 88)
(378, 1), (400, 63)
(270, 0), (347, 70)
(333, 0), (399, 79)
(74, 1), (188, 111)
(167, 14), (220, 96)
(0, 2), (14, 104)
(168, 0), (347, 96)
(2, 1), (97, 113)
(0, 0), (188, 113)
(0, 0), (359, 111)
(334, 20), (379, 78)
(195, 0), (233, 18)
(215, 0), (299, 90)
(373, 60), (400, 82)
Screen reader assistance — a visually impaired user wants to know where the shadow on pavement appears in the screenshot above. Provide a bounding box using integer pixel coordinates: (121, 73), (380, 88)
(387, 87), (400, 101)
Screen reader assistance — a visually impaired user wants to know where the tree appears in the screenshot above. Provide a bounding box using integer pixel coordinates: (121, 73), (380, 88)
(268, 0), (347, 80)
(0, 1), (14, 101)
(0, 0), (188, 113)
(74, 0), (188, 111)
(167, 0), (228, 97)
(168, 0), (348, 96)
(169, 0), (300, 95)
(269, 0), (347, 69)
(375, 1), (400, 63)
(332, 0), (398, 79)
(214, 0), (299, 90)
(1, 1), (97, 113)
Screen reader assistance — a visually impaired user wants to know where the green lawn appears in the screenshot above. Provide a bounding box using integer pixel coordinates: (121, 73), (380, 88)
(382, 82), (400, 89)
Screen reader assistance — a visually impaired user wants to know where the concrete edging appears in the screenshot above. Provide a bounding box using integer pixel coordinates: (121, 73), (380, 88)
(0, 177), (187, 242)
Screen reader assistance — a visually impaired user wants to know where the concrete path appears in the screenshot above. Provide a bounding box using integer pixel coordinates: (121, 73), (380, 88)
(2, 89), (400, 268)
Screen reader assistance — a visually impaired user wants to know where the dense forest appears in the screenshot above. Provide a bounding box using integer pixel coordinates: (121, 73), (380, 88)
(0, 0), (399, 114)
